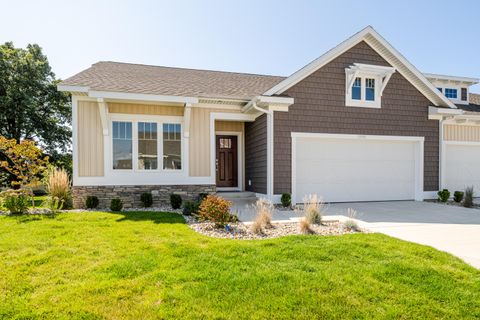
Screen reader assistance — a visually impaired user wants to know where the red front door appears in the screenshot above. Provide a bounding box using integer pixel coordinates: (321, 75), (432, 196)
(216, 135), (238, 188)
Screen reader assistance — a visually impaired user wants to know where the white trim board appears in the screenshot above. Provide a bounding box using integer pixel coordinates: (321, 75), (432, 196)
(263, 26), (455, 109)
(290, 132), (425, 204)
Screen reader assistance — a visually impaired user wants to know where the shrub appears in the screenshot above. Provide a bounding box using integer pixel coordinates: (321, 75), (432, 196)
(198, 195), (237, 228)
(170, 194), (182, 209)
(183, 200), (199, 216)
(280, 193), (291, 208)
(299, 218), (314, 234)
(46, 167), (72, 209)
(45, 196), (64, 215)
(0, 189), (31, 214)
(453, 191), (464, 203)
(344, 208), (359, 231)
(140, 192), (153, 208)
(463, 186), (474, 208)
(437, 189), (450, 203)
(250, 219), (264, 235)
(110, 198), (123, 211)
(197, 193), (209, 202)
(85, 196), (99, 209)
(303, 194), (324, 224)
(32, 187), (48, 196)
(252, 198), (273, 229)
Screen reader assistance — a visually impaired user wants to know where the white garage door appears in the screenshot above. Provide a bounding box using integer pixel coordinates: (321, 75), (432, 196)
(444, 143), (480, 193)
(293, 134), (422, 203)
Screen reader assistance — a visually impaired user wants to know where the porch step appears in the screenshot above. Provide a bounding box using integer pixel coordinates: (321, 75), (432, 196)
(216, 191), (257, 200)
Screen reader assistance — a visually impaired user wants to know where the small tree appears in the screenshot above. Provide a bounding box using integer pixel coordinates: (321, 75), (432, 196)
(0, 136), (48, 188)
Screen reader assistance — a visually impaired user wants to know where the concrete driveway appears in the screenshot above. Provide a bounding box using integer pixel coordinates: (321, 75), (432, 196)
(234, 200), (480, 268)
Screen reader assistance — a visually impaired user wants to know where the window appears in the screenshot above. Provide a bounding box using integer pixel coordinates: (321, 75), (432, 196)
(365, 78), (375, 101)
(112, 121), (132, 169)
(220, 138), (232, 149)
(445, 88), (458, 99)
(345, 63), (395, 109)
(437, 87), (443, 93)
(461, 88), (468, 101)
(352, 77), (361, 100)
(138, 122), (157, 170)
(163, 123), (182, 170)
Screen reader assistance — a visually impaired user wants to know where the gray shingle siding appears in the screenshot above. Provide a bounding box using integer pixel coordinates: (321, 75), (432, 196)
(245, 114), (267, 194)
(273, 41), (439, 194)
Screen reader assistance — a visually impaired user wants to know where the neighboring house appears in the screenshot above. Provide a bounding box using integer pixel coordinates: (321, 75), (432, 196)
(58, 26), (480, 208)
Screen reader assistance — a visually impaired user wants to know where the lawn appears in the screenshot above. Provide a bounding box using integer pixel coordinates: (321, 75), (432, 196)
(0, 211), (479, 319)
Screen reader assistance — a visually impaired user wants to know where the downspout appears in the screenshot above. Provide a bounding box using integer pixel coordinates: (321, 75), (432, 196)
(439, 117), (445, 191)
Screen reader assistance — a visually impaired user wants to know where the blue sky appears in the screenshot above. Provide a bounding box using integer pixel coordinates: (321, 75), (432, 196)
(2, 0), (479, 92)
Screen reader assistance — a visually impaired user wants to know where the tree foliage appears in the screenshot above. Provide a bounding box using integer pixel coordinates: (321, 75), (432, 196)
(0, 42), (71, 153)
(0, 136), (48, 187)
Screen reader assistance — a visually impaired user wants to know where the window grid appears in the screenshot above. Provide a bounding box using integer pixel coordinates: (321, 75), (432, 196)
(138, 122), (158, 170)
(112, 121), (133, 170)
(111, 121), (182, 171)
(365, 78), (375, 101)
(352, 77), (362, 100)
(163, 123), (182, 170)
(461, 88), (468, 101)
(445, 88), (458, 99)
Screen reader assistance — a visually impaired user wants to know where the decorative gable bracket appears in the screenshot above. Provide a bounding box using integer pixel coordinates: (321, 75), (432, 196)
(345, 63), (396, 97)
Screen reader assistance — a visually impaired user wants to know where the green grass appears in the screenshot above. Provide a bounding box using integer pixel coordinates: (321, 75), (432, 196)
(0, 211), (479, 319)
(32, 195), (48, 208)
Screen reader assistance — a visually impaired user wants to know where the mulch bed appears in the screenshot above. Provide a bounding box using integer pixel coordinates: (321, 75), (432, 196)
(184, 215), (363, 240)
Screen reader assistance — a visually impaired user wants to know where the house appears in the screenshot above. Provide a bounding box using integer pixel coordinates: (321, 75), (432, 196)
(58, 26), (480, 208)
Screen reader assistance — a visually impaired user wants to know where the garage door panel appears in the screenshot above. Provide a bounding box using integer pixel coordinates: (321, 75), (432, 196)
(294, 136), (418, 203)
(296, 160), (414, 182)
(445, 144), (480, 194)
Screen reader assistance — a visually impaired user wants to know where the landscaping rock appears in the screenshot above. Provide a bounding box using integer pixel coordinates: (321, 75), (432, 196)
(184, 215), (363, 240)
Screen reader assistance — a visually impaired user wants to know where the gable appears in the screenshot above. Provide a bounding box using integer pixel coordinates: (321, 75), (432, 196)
(265, 26), (455, 109)
(285, 40), (431, 107)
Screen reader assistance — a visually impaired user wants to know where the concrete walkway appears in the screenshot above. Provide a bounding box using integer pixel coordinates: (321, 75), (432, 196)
(233, 200), (480, 268)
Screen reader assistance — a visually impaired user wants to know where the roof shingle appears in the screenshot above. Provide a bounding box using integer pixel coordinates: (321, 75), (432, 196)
(61, 61), (286, 100)
(456, 93), (480, 113)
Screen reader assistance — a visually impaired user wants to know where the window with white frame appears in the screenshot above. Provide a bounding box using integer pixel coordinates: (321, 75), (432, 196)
(163, 123), (182, 170)
(365, 78), (375, 101)
(112, 121), (133, 169)
(138, 122), (158, 170)
(111, 120), (182, 171)
(345, 63), (395, 108)
(444, 88), (458, 99)
(352, 77), (361, 100)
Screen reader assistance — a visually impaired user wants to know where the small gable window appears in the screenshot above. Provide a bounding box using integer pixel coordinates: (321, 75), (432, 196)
(352, 77), (361, 100)
(345, 63), (395, 109)
(461, 88), (468, 101)
(366, 78), (375, 101)
(444, 88), (458, 99)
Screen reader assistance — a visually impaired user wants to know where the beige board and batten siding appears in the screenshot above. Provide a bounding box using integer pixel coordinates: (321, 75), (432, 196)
(108, 102), (184, 116)
(444, 124), (480, 142)
(77, 101), (242, 178)
(215, 120), (244, 133)
(188, 108), (243, 177)
(77, 101), (104, 177)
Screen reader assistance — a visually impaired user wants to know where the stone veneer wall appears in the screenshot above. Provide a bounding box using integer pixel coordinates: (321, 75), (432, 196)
(73, 185), (216, 209)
